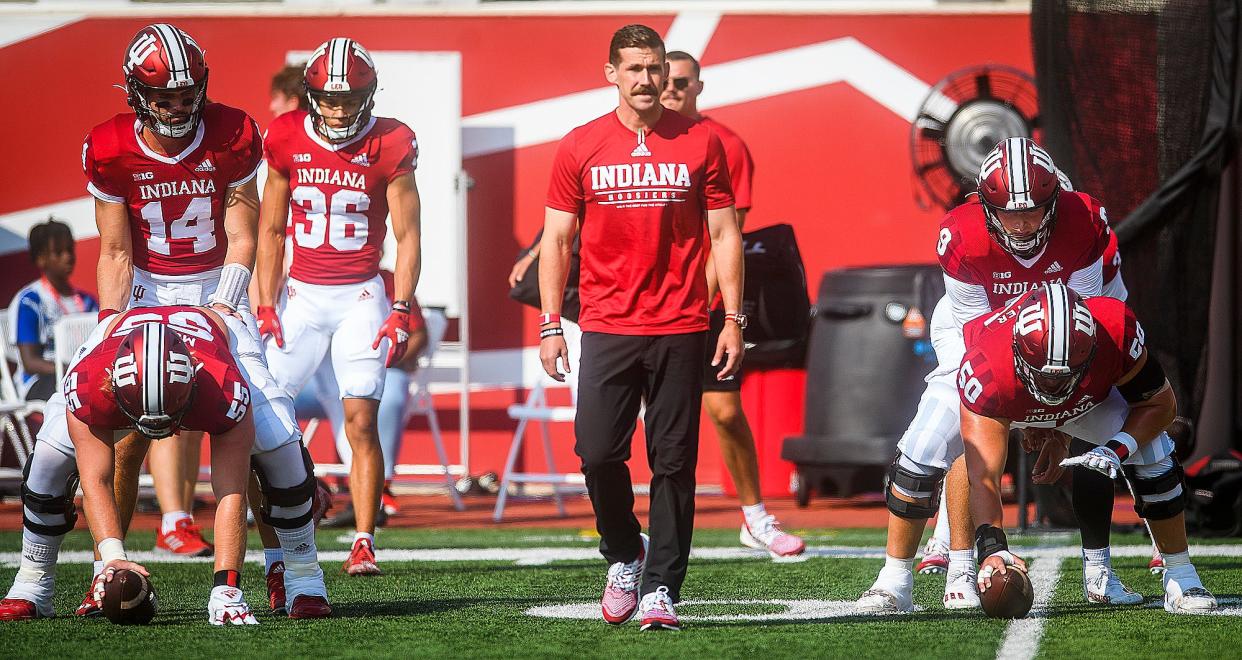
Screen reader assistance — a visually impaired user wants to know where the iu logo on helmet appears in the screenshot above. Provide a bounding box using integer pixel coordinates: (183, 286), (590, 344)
(126, 32), (159, 73)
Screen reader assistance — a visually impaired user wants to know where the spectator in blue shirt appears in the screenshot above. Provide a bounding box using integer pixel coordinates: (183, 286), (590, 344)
(6, 219), (97, 401)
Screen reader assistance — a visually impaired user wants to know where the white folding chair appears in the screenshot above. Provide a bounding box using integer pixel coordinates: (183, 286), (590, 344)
(52, 312), (99, 383)
(492, 321), (584, 522)
(0, 309), (38, 480)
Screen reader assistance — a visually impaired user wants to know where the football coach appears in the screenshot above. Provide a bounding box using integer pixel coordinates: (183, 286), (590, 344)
(537, 24), (745, 631)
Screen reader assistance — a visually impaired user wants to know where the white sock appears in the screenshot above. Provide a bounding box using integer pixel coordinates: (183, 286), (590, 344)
(931, 493), (950, 543)
(161, 511), (192, 535)
(1082, 546), (1111, 569)
(948, 549), (975, 576)
(354, 531), (375, 546)
(92, 560), (104, 578)
(264, 549), (284, 573)
(9, 532), (61, 602)
(742, 503), (768, 529)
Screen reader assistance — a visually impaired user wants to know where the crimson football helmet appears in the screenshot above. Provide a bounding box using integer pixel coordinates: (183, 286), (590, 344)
(304, 38), (378, 141)
(111, 324), (197, 439)
(122, 24), (209, 139)
(1011, 283), (1097, 406)
(977, 137), (1061, 258)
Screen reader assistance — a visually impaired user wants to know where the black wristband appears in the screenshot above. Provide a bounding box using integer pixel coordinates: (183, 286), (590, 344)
(214, 569), (241, 588)
(975, 524), (1009, 563)
(540, 327), (565, 340)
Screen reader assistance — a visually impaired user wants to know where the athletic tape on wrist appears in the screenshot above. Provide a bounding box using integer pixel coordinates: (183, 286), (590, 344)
(207, 263), (251, 311)
(1105, 432), (1137, 462)
(98, 537), (127, 563)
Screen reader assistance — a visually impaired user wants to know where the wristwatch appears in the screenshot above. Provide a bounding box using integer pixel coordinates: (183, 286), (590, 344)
(724, 312), (748, 330)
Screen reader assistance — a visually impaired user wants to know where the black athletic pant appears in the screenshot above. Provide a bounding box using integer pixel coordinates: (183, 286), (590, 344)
(1071, 437), (1116, 549)
(575, 330), (706, 601)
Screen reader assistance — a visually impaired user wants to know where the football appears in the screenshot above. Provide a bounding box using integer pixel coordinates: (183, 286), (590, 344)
(102, 569), (158, 625)
(980, 567), (1034, 619)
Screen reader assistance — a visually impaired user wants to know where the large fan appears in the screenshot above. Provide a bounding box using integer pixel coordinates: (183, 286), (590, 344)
(911, 65), (1040, 210)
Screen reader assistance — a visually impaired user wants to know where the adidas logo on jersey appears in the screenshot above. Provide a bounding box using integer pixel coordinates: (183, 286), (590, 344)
(631, 130), (651, 157)
(351, 153), (371, 167)
(358, 290), (373, 301)
(195, 159), (216, 173)
(1044, 261), (1064, 274)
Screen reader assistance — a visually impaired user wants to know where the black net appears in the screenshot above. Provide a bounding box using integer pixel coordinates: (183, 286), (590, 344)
(1033, 0), (1240, 416)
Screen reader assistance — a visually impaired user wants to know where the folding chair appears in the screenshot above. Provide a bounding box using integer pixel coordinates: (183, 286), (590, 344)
(0, 309), (39, 480)
(52, 312), (99, 383)
(492, 321), (584, 522)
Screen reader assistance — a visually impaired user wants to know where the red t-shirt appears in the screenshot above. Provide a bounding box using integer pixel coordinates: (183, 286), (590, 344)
(959, 296), (1145, 427)
(697, 116), (754, 211)
(264, 111), (418, 285)
(546, 109), (734, 334)
(63, 306), (249, 436)
(83, 104), (263, 276)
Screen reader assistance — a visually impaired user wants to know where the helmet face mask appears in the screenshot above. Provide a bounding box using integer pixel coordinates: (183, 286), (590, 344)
(303, 38), (378, 142)
(1011, 283), (1097, 406)
(111, 324), (197, 440)
(977, 137), (1061, 259)
(122, 24), (209, 140)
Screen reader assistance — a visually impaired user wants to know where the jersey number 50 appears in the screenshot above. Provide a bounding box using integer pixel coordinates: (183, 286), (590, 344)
(291, 187), (370, 252)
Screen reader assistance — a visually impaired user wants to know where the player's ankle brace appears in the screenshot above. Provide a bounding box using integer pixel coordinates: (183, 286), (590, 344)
(975, 525), (1009, 563)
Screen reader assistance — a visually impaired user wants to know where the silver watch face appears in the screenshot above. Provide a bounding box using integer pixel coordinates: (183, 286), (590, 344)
(731, 314), (748, 330)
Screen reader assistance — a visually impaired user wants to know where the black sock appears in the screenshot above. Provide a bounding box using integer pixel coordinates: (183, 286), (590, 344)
(1071, 437), (1115, 549)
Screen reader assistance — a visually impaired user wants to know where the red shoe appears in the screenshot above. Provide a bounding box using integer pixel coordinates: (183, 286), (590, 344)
(343, 537), (382, 576)
(155, 519), (214, 557)
(0, 598), (45, 621)
(74, 573), (105, 617)
(266, 561), (287, 613)
(288, 595), (333, 619)
(381, 486), (400, 517)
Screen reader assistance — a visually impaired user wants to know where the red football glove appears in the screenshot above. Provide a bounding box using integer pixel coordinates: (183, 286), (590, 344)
(255, 305), (284, 348)
(372, 306), (410, 368)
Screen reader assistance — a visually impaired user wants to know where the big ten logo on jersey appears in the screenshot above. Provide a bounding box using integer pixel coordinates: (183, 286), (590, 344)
(110, 310), (216, 346)
(293, 153), (312, 163)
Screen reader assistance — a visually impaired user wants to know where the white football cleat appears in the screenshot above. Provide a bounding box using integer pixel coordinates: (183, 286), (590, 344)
(1163, 564), (1217, 614)
(1083, 565), (1143, 605)
(855, 580), (913, 614)
(943, 569), (981, 609)
(208, 586), (259, 625)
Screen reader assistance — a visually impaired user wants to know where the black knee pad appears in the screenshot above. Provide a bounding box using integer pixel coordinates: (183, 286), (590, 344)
(1124, 459), (1186, 521)
(21, 460), (79, 537)
(884, 457), (946, 520)
(251, 445), (317, 529)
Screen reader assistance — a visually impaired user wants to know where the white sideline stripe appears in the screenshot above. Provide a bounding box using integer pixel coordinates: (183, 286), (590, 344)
(995, 557), (1062, 660)
(4, 543), (1240, 570)
(663, 10), (721, 60)
(460, 36), (931, 158)
(0, 15), (80, 50)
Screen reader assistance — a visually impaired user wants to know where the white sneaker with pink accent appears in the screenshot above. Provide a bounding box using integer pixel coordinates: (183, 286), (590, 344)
(741, 515), (806, 559)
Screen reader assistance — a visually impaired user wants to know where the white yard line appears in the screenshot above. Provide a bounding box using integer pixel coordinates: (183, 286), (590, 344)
(995, 556), (1063, 660)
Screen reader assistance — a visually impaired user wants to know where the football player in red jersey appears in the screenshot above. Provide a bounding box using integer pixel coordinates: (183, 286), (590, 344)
(660, 50), (803, 559)
(254, 38), (421, 577)
(79, 24), (264, 573)
(856, 138), (1134, 614)
(958, 284), (1216, 614)
(0, 307), (331, 622)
